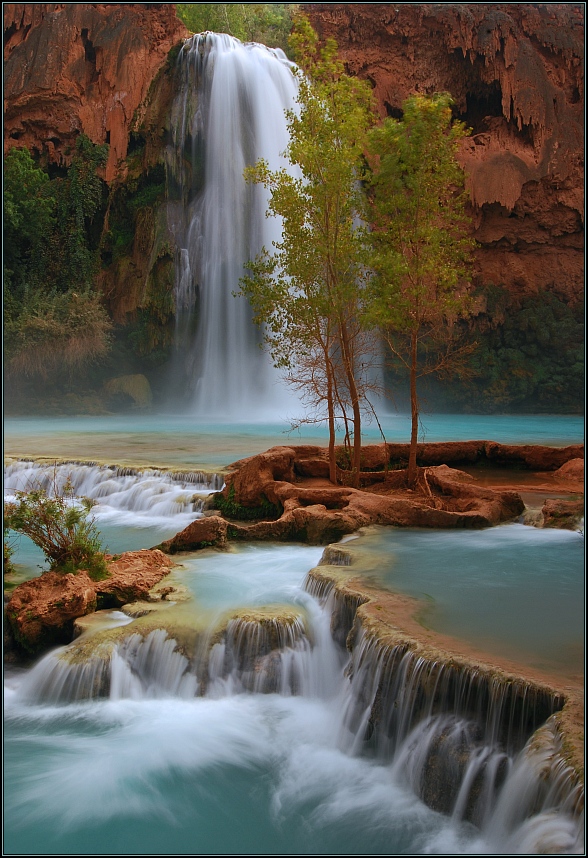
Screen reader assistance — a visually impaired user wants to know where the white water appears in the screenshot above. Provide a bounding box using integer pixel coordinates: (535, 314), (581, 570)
(167, 33), (301, 418)
(4, 459), (223, 530)
(4, 545), (583, 854)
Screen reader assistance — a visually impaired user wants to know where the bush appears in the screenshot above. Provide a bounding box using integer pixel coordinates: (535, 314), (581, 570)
(5, 290), (112, 381)
(4, 478), (109, 581)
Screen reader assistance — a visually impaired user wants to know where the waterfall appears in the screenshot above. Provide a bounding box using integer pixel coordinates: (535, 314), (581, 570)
(4, 459), (223, 526)
(166, 33), (300, 419)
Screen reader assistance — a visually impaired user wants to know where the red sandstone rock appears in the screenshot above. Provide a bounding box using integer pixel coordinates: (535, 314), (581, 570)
(541, 497), (584, 529)
(5, 549), (172, 654)
(159, 516), (228, 553)
(98, 548), (173, 604)
(553, 457), (585, 482)
(3, 4), (187, 182)
(176, 445), (531, 546)
(6, 569), (97, 653)
(305, 3), (584, 305)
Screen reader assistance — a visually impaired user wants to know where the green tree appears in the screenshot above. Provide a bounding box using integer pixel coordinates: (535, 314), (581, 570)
(366, 93), (475, 487)
(4, 138), (112, 384)
(3, 147), (56, 297)
(176, 4), (298, 54)
(239, 17), (377, 485)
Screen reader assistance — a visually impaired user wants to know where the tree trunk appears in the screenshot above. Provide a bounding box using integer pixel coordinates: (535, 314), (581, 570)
(408, 329), (418, 488)
(339, 320), (361, 488)
(326, 354), (337, 484)
(352, 396), (362, 489)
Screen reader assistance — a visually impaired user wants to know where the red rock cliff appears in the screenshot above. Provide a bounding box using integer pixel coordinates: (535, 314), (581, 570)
(305, 3), (584, 303)
(4, 3), (187, 182)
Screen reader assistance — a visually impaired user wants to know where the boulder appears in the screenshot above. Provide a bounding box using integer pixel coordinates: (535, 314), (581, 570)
(158, 516), (229, 553)
(102, 374), (152, 409)
(541, 498), (584, 530)
(5, 549), (172, 654)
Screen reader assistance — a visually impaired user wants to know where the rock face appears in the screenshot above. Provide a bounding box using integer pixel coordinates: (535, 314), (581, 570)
(160, 444), (536, 551)
(305, 3), (584, 304)
(3, 3), (187, 182)
(5, 549), (173, 654)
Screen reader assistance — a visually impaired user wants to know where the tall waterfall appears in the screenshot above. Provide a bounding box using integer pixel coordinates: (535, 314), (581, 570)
(167, 33), (300, 419)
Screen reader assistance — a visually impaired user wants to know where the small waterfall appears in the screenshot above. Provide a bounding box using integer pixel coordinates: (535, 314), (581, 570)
(332, 620), (581, 849)
(166, 33), (300, 418)
(206, 612), (312, 696)
(4, 459), (223, 523)
(15, 600), (344, 705)
(17, 630), (199, 703)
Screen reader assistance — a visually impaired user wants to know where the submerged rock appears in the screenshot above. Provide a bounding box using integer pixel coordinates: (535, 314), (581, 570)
(102, 374), (153, 410)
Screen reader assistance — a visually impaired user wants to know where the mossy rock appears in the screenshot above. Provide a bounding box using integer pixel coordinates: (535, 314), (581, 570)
(102, 374), (152, 409)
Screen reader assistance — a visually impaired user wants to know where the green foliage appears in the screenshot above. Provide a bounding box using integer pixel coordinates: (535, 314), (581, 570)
(5, 290), (112, 381)
(4, 147), (56, 296)
(239, 17), (378, 484)
(365, 93), (475, 483)
(176, 4), (297, 54)
(101, 164), (166, 264)
(366, 93), (474, 343)
(4, 138), (111, 385)
(454, 288), (584, 412)
(213, 486), (282, 521)
(4, 528), (16, 576)
(50, 135), (109, 292)
(4, 479), (109, 581)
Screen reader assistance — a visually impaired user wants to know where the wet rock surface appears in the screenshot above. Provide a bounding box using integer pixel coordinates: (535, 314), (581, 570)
(306, 547), (584, 819)
(161, 442), (585, 551)
(5, 549), (173, 655)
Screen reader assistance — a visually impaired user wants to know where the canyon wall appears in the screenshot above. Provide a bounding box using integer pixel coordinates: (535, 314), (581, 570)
(4, 3), (187, 182)
(305, 3), (584, 305)
(3, 4), (583, 412)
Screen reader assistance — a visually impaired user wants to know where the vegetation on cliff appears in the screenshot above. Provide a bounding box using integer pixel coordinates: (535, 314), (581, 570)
(176, 3), (298, 54)
(4, 138), (112, 387)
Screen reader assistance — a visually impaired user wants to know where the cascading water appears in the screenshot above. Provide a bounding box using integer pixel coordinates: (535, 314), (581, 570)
(4, 459), (223, 527)
(166, 33), (301, 418)
(5, 543), (583, 855)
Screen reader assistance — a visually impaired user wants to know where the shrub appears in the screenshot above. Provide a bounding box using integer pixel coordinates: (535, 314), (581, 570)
(4, 478), (109, 581)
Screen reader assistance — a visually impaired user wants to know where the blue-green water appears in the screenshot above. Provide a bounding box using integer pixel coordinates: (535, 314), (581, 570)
(3, 413), (585, 855)
(4, 412), (584, 468)
(350, 525), (584, 676)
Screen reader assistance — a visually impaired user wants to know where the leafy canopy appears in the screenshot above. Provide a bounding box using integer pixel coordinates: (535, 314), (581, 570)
(176, 4), (298, 55)
(366, 92), (474, 339)
(239, 17), (378, 483)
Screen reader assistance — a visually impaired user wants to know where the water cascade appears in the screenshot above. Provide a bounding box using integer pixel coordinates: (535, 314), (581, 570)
(166, 33), (300, 418)
(6, 546), (583, 854)
(305, 568), (584, 853)
(4, 459), (223, 526)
